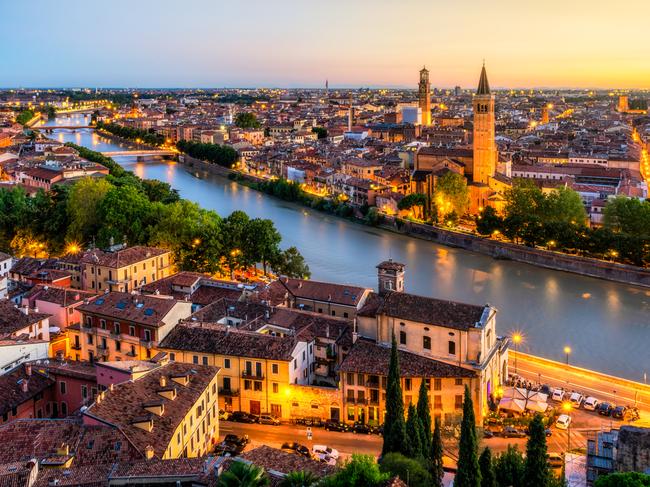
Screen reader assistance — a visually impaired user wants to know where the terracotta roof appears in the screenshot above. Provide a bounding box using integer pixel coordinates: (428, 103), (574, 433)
(25, 285), (95, 307)
(0, 300), (51, 338)
(339, 339), (476, 378)
(159, 322), (296, 361)
(84, 362), (219, 458)
(140, 272), (244, 306)
(76, 292), (182, 327)
(0, 365), (55, 418)
(376, 260), (405, 272)
(238, 445), (336, 478)
(35, 360), (97, 382)
(80, 246), (168, 269)
(358, 291), (485, 331)
(278, 277), (369, 307)
(10, 257), (57, 278)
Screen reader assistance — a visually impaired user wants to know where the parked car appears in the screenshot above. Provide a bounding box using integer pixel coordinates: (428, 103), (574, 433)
(352, 422), (373, 434)
(583, 397), (599, 411)
(281, 442), (311, 458)
(555, 414), (571, 430)
(597, 402), (613, 416)
(539, 384), (552, 395)
(297, 417), (323, 427)
(551, 388), (566, 402)
(547, 452), (564, 468)
(323, 420), (349, 432)
(525, 426), (552, 437)
(612, 406), (627, 419)
(569, 392), (584, 408)
(313, 445), (339, 460)
(502, 426), (526, 438)
(215, 434), (250, 456)
(258, 414), (281, 426)
(218, 409), (230, 421)
(230, 411), (257, 423)
(483, 429), (495, 439)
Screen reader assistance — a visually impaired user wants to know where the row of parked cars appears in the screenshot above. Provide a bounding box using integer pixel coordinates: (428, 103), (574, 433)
(281, 442), (340, 466)
(549, 388), (640, 422)
(220, 410), (282, 425)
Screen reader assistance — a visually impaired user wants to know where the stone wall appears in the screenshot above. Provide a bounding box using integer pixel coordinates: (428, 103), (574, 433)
(616, 426), (650, 472)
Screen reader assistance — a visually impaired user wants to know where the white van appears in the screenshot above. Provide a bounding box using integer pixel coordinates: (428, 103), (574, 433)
(569, 392), (584, 408)
(583, 396), (599, 411)
(551, 388), (565, 401)
(556, 414), (571, 430)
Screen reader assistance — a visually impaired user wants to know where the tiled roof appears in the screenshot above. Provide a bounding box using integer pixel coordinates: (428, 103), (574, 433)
(109, 456), (219, 480)
(10, 257), (57, 277)
(25, 285), (94, 307)
(339, 338), (476, 378)
(80, 246), (168, 269)
(238, 445), (336, 478)
(84, 362), (219, 458)
(358, 292), (485, 331)
(35, 360), (97, 382)
(76, 292), (182, 327)
(0, 366), (54, 418)
(159, 323), (296, 361)
(0, 300), (51, 338)
(278, 277), (369, 307)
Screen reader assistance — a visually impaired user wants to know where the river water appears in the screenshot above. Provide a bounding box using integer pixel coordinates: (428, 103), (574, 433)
(42, 114), (650, 381)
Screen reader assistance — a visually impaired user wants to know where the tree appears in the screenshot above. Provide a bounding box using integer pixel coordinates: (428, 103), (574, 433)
(416, 378), (432, 453)
(475, 206), (503, 236)
(456, 385), (481, 487)
(321, 455), (389, 487)
(545, 186), (587, 224)
(66, 177), (112, 242)
(243, 218), (281, 274)
(525, 413), (552, 487)
(279, 471), (320, 487)
(405, 403), (424, 459)
(479, 448), (496, 487)
(382, 332), (407, 456)
(45, 105), (57, 119)
(434, 172), (469, 217)
(494, 445), (525, 487)
(217, 460), (269, 487)
(235, 112), (262, 129)
(16, 109), (35, 126)
(504, 179), (546, 221)
(379, 453), (433, 487)
(594, 472), (650, 487)
(429, 417), (444, 487)
(604, 196), (650, 236)
(270, 246), (311, 278)
(312, 126), (328, 139)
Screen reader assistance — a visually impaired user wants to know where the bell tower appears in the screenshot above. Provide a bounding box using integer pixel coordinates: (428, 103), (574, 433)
(472, 63), (497, 184)
(418, 67), (432, 126)
(377, 260), (405, 295)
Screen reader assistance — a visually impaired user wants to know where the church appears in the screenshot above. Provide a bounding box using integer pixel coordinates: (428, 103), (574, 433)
(412, 64), (512, 215)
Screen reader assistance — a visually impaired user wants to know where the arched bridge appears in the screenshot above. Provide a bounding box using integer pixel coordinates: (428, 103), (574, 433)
(100, 150), (176, 157)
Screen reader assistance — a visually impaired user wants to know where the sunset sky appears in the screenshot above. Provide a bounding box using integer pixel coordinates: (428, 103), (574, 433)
(2, 0), (649, 89)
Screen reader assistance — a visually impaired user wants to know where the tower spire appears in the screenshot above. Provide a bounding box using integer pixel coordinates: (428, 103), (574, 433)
(477, 63), (490, 95)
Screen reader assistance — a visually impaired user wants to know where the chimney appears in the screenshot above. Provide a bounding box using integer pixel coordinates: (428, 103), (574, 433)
(144, 445), (155, 460)
(21, 379), (29, 392)
(109, 383), (114, 392)
(24, 362), (32, 376)
(325, 324), (330, 338)
(159, 376), (167, 388)
(33, 306), (39, 313)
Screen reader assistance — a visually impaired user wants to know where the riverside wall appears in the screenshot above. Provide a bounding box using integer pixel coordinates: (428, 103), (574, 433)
(178, 154), (650, 289)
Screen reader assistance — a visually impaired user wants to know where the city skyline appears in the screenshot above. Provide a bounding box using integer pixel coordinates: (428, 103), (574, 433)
(2, 0), (650, 89)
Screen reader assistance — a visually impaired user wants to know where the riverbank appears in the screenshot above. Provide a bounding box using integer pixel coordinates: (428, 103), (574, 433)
(178, 153), (650, 289)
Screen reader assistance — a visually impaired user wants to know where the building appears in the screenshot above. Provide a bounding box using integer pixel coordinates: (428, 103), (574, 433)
(72, 292), (192, 362)
(0, 251), (11, 299)
(618, 95), (629, 113)
(0, 363), (54, 424)
(82, 361), (221, 459)
(354, 261), (509, 423)
(587, 429), (618, 485)
(418, 67), (432, 126)
(587, 426), (650, 485)
(79, 246), (172, 293)
(0, 299), (52, 342)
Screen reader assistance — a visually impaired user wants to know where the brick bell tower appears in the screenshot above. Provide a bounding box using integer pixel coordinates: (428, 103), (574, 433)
(472, 63), (497, 185)
(419, 66), (432, 126)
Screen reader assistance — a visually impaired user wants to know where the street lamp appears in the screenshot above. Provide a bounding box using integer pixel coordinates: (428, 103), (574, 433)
(562, 401), (572, 452)
(564, 346), (571, 366)
(512, 333), (523, 375)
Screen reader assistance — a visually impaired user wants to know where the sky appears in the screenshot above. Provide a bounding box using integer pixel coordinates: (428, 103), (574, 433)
(2, 0), (650, 89)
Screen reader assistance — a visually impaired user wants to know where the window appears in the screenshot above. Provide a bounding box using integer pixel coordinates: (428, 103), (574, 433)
(202, 356), (208, 366)
(130, 345), (135, 356)
(404, 378), (411, 391)
(455, 395), (463, 409)
(343, 312), (349, 318)
(85, 316), (92, 328)
(434, 395), (443, 409)
(113, 322), (120, 334)
(434, 378), (442, 391)
(423, 336), (431, 350)
(59, 381), (67, 394)
(193, 355), (199, 365)
(357, 374), (364, 387)
(331, 310), (336, 316)
(272, 363), (278, 374)
(115, 341), (121, 352)
(224, 358), (231, 369)
(144, 329), (151, 342)
(455, 378), (463, 386)
(254, 381), (262, 392)
(60, 402), (68, 416)
(399, 331), (406, 345)
(302, 351), (305, 361)
(244, 380), (251, 390)
(223, 377), (231, 391)
(100, 319), (106, 329)
(346, 373), (354, 386)
(272, 383), (279, 394)
(81, 385), (88, 399)
(87, 335), (93, 345)
(129, 326), (135, 336)
(448, 341), (456, 355)
(170, 352), (176, 361)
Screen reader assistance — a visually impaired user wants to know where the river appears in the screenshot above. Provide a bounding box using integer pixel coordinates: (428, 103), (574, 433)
(42, 114), (650, 381)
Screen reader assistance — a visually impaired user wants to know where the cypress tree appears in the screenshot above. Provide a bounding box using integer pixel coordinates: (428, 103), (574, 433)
(405, 403), (424, 459)
(416, 378), (432, 453)
(479, 447), (496, 487)
(525, 413), (551, 487)
(382, 332), (407, 456)
(430, 417), (444, 487)
(456, 385), (481, 487)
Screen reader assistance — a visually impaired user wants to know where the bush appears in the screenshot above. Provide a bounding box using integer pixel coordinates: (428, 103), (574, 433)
(379, 453), (432, 487)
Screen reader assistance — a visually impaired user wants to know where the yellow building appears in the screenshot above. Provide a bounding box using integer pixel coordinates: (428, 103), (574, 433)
(82, 362), (220, 459)
(79, 246), (172, 293)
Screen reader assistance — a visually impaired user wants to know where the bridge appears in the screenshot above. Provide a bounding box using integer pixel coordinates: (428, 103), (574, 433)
(36, 125), (93, 131)
(100, 150), (176, 157)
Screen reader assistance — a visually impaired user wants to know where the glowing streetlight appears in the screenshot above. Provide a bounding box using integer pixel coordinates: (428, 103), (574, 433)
(512, 332), (523, 375)
(564, 346), (571, 365)
(562, 401), (572, 452)
(65, 242), (81, 255)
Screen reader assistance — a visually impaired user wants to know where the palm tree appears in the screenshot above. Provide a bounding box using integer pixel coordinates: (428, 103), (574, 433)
(279, 471), (320, 487)
(217, 461), (270, 487)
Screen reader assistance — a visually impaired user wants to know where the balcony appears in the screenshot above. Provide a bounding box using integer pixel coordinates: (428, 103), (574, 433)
(367, 378), (380, 388)
(241, 371), (264, 380)
(71, 343), (82, 351)
(126, 351), (137, 357)
(219, 388), (240, 397)
(369, 397), (379, 406)
(110, 330), (121, 338)
(140, 340), (155, 349)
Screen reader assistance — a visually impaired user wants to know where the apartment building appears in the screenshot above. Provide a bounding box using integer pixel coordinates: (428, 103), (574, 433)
(71, 292), (192, 362)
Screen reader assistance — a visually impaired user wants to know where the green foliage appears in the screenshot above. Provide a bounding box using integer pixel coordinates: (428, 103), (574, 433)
(493, 445), (525, 487)
(475, 206), (502, 236)
(364, 207), (382, 226)
(45, 105), (57, 119)
(604, 196), (650, 236)
(479, 448), (496, 487)
(312, 126), (328, 139)
(177, 139), (239, 168)
(279, 471), (320, 487)
(141, 179), (180, 204)
(416, 378), (432, 454)
(397, 192), (427, 211)
(379, 453), (433, 487)
(235, 112), (262, 129)
(258, 178), (304, 201)
(217, 460), (269, 487)
(16, 109), (35, 126)
(270, 246), (311, 278)
(429, 417), (444, 487)
(594, 471), (650, 487)
(525, 414), (552, 487)
(96, 121), (165, 146)
(405, 403), (425, 459)
(434, 171), (469, 216)
(66, 177), (112, 242)
(382, 333), (407, 456)
(321, 455), (389, 487)
(456, 385), (481, 487)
